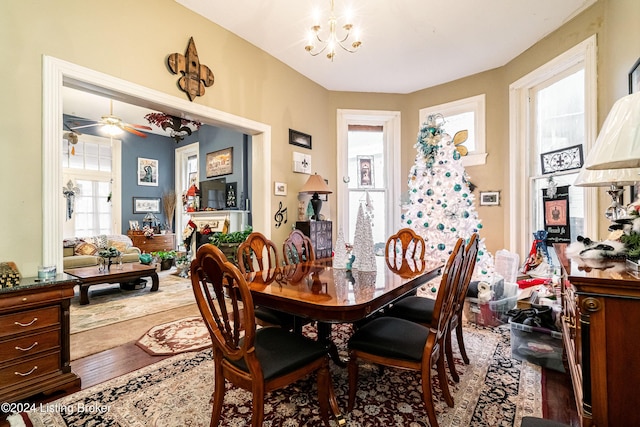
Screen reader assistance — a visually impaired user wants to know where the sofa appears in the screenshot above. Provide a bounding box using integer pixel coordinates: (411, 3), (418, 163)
(63, 234), (141, 269)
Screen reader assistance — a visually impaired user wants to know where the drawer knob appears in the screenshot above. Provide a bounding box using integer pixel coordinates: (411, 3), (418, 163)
(22, 297), (27, 302)
(15, 342), (38, 351)
(15, 318), (38, 327)
(15, 366), (38, 377)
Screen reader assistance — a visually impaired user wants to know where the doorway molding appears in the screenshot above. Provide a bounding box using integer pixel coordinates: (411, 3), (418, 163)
(43, 56), (271, 269)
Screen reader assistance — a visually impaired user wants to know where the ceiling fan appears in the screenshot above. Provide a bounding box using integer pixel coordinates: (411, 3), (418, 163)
(69, 99), (152, 138)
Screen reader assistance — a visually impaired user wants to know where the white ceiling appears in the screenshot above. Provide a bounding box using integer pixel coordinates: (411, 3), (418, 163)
(176, 0), (595, 94)
(63, 0), (595, 135)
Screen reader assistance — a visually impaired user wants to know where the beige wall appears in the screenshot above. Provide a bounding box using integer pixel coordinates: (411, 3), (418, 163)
(1, 0), (638, 275)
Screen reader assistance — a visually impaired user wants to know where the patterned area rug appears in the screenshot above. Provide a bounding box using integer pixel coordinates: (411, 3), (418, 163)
(15, 323), (542, 426)
(70, 270), (195, 334)
(136, 316), (212, 356)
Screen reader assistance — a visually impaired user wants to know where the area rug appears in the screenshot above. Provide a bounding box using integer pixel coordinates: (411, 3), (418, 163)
(70, 270), (196, 334)
(136, 316), (211, 356)
(12, 324), (542, 427)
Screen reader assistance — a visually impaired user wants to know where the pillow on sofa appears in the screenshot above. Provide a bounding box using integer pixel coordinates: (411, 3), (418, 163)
(109, 235), (133, 253)
(75, 241), (98, 256)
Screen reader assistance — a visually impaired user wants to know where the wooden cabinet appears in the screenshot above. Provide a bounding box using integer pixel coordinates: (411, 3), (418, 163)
(0, 276), (81, 402)
(296, 221), (332, 259)
(128, 232), (176, 253)
(557, 247), (640, 427)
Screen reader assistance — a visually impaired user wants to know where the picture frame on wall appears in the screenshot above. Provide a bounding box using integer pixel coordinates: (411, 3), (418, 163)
(133, 197), (161, 214)
(357, 155), (374, 188)
(289, 129), (312, 149)
(629, 57), (640, 94)
(274, 181), (287, 196)
(137, 157), (159, 186)
(206, 147), (233, 178)
(479, 191), (500, 206)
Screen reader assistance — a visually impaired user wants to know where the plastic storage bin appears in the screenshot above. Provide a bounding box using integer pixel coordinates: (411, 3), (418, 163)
(464, 282), (518, 327)
(510, 322), (564, 372)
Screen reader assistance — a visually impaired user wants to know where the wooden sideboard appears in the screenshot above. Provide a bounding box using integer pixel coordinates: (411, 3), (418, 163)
(557, 247), (640, 427)
(128, 232), (176, 253)
(0, 276), (81, 402)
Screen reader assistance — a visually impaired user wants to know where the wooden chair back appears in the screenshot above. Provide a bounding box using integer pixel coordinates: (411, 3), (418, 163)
(283, 229), (315, 265)
(237, 231), (281, 274)
(190, 243), (256, 363)
(385, 228), (425, 260)
(455, 234), (479, 310)
(429, 238), (465, 338)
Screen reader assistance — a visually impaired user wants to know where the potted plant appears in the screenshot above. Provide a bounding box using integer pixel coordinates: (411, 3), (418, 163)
(152, 250), (177, 271)
(209, 226), (253, 264)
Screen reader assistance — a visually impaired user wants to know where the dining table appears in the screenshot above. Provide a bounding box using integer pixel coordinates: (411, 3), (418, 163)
(245, 256), (443, 365)
(243, 255), (443, 425)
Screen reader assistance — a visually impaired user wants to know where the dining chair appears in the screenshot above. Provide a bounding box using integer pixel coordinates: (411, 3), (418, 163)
(190, 244), (333, 427)
(237, 232), (299, 330)
(283, 229), (315, 265)
(347, 238), (465, 427)
(385, 228), (425, 260)
(386, 234), (479, 382)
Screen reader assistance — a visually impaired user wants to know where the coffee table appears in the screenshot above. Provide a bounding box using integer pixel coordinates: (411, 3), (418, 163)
(64, 263), (159, 305)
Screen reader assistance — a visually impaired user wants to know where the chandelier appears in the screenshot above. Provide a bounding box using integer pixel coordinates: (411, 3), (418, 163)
(305, 0), (362, 61)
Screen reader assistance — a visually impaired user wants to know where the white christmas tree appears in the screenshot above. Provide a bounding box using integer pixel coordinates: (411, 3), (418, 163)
(333, 228), (348, 269)
(402, 114), (494, 278)
(352, 204), (377, 271)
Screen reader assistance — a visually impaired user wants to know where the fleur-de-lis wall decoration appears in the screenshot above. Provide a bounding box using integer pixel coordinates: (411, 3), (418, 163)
(167, 37), (215, 101)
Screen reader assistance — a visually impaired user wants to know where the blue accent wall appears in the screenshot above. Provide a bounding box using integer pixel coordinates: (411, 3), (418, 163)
(64, 115), (250, 234)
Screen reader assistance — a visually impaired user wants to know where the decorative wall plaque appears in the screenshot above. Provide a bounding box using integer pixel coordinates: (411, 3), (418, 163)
(167, 37), (215, 101)
(540, 144), (583, 174)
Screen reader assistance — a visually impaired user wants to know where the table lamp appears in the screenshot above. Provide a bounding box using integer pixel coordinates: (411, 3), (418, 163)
(300, 173), (332, 220)
(573, 167), (640, 221)
(584, 91), (640, 170)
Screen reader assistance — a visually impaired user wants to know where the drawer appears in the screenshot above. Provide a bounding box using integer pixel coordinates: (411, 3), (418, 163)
(0, 289), (64, 311)
(0, 306), (60, 339)
(0, 329), (60, 360)
(0, 352), (61, 388)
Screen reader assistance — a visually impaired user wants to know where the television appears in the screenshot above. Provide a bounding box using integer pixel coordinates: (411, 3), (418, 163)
(199, 178), (226, 210)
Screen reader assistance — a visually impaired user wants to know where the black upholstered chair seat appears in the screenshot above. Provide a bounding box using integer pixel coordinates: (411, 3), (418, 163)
(228, 327), (328, 380)
(348, 317), (430, 362)
(520, 416), (570, 427)
(386, 296), (435, 324)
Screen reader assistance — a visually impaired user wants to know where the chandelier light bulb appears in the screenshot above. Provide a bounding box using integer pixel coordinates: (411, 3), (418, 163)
(103, 124), (123, 136)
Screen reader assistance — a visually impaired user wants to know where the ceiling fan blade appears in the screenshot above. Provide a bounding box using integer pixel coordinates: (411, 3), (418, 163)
(123, 126), (148, 138)
(129, 123), (153, 130)
(70, 123), (100, 130)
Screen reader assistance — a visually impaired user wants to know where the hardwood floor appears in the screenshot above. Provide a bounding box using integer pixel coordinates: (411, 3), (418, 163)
(1, 337), (580, 426)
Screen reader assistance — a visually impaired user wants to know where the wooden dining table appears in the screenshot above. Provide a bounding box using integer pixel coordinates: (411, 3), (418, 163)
(243, 256), (442, 425)
(244, 256), (443, 361)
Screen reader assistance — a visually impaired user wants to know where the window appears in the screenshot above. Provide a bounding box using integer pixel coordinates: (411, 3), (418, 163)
(62, 133), (121, 238)
(419, 94), (487, 166)
(337, 110), (401, 252)
(509, 35), (597, 256)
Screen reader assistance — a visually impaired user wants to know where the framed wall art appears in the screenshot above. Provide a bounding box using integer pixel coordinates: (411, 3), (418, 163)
(274, 181), (287, 196)
(137, 157), (159, 186)
(206, 147), (233, 178)
(629, 57), (640, 94)
(289, 129), (312, 149)
(225, 182), (237, 208)
(133, 197), (161, 214)
(357, 155), (374, 188)
(292, 152), (311, 174)
(479, 191), (500, 206)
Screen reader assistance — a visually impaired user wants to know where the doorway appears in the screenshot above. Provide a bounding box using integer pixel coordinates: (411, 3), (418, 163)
(43, 56), (272, 269)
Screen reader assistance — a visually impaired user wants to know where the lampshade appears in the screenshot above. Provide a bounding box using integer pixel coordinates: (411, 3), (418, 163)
(300, 173), (332, 194)
(573, 167), (640, 187)
(584, 91), (640, 170)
